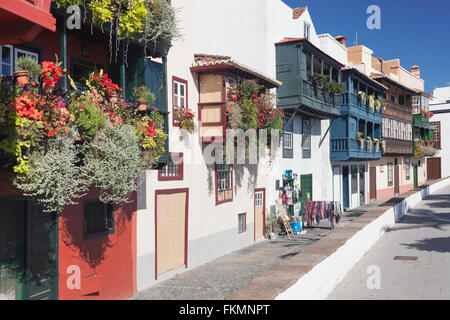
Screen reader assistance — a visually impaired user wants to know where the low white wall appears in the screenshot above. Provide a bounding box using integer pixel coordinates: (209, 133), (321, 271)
(276, 177), (450, 300)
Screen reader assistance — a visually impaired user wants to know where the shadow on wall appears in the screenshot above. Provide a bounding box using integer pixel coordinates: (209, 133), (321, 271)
(60, 199), (133, 269)
(137, 173), (147, 211)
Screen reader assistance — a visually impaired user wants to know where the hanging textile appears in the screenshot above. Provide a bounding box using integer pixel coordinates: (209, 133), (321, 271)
(305, 200), (343, 228)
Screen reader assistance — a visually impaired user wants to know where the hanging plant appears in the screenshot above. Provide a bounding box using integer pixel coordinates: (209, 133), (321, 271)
(366, 136), (372, 151)
(140, 0), (182, 45)
(368, 95), (375, 112)
(13, 130), (88, 213)
(359, 91), (367, 104)
(374, 99), (381, 112)
(381, 139), (386, 153)
(373, 138), (380, 152)
(175, 106), (195, 133)
(357, 131), (364, 150)
(81, 122), (142, 204)
(313, 73), (329, 87)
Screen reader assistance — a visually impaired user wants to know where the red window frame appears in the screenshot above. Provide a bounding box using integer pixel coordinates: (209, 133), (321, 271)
(214, 164), (233, 205)
(158, 152), (184, 181)
(172, 76), (188, 127)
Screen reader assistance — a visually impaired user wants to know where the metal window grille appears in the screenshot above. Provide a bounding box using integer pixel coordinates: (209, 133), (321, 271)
(160, 155), (180, 177)
(216, 164), (232, 191)
(283, 132), (293, 158)
(431, 121), (441, 149)
(238, 213), (246, 233)
(84, 201), (114, 237)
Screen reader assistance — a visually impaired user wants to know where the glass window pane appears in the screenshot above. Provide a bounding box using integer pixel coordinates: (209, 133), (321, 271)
(2, 46), (11, 65)
(351, 166), (358, 194)
(2, 64), (12, 76)
(180, 83), (185, 97)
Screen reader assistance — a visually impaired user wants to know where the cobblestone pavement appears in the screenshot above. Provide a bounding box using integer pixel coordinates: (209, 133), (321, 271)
(132, 200), (382, 300)
(328, 184), (450, 300)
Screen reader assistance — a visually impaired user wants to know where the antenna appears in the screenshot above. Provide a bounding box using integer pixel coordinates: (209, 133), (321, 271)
(354, 32), (358, 45)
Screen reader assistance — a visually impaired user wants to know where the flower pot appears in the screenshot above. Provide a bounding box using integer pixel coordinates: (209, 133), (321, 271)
(137, 102), (147, 111)
(14, 70), (29, 85)
(110, 95), (119, 104)
(42, 82), (55, 92)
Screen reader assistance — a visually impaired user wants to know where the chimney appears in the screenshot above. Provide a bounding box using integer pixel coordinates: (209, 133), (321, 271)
(293, 6), (307, 20)
(411, 65), (421, 78)
(335, 36), (347, 47)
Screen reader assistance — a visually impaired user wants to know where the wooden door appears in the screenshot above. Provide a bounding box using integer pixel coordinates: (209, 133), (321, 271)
(23, 201), (58, 300)
(155, 190), (188, 277)
(254, 189), (265, 241)
(370, 166), (377, 201)
(300, 175), (313, 218)
(427, 157), (442, 180)
(394, 165), (400, 195)
(0, 201), (25, 300)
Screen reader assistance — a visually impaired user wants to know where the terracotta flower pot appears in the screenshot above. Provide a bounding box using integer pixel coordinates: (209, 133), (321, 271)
(137, 101), (147, 111)
(110, 95), (119, 104)
(14, 70), (29, 85)
(42, 82), (55, 92)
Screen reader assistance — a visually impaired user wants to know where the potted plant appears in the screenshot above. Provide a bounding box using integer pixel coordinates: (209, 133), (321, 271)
(357, 131), (364, 150)
(175, 106), (195, 133)
(133, 86), (155, 111)
(266, 212), (280, 239)
(373, 138), (380, 152)
(359, 91), (367, 104)
(15, 56), (41, 85)
(366, 136), (372, 151)
(381, 139), (386, 153)
(313, 73), (328, 88)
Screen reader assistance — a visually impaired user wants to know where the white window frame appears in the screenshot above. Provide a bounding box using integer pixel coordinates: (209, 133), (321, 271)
(388, 163), (393, 183)
(216, 164), (232, 192)
(0, 45), (13, 76)
(412, 95), (420, 114)
(14, 48), (39, 71)
(304, 22), (311, 40)
(173, 80), (187, 110)
(255, 191), (264, 207)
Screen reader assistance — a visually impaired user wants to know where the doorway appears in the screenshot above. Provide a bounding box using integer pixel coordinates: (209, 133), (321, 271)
(254, 189), (265, 241)
(394, 165), (400, 195)
(0, 199), (58, 300)
(300, 175), (313, 219)
(370, 166), (377, 201)
(155, 189), (189, 278)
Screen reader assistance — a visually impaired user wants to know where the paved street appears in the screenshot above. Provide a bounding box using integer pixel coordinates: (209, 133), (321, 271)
(133, 201), (381, 300)
(328, 184), (450, 300)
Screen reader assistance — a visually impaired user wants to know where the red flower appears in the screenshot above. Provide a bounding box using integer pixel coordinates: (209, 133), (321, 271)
(78, 105), (84, 109)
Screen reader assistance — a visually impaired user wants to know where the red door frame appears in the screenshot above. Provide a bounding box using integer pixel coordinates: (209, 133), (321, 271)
(254, 188), (266, 241)
(154, 188), (189, 280)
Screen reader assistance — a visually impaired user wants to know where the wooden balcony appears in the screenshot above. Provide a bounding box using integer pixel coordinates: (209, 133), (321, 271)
(330, 138), (382, 161)
(383, 137), (413, 155)
(340, 93), (382, 123)
(0, 0), (56, 45)
(384, 101), (412, 122)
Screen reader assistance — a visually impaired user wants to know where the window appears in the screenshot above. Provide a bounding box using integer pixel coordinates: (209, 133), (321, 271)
(83, 201), (115, 239)
(421, 96), (429, 112)
(14, 47), (38, 64)
(412, 96), (420, 114)
(353, 79), (358, 95)
(215, 164), (233, 205)
(302, 119), (312, 159)
(71, 58), (101, 90)
(405, 157), (410, 180)
(158, 153), (183, 181)
(283, 132), (293, 158)
(172, 76), (188, 126)
(399, 94), (405, 106)
(388, 163), (393, 186)
(238, 213), (246, 234)
(305, 51), (312, 79)
(255, 191), (264, 207)
(431, 121), (441, 149)
(0, 45), (13, 76)
(304, 23), (311, 40)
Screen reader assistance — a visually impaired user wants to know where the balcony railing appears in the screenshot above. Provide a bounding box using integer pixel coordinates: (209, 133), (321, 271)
(341, 93), (383, 117)
(384, 101), (412, 120)
(383, 138), (413, 155)
(302, 80), (341, 108)
(330, 138), (382, 160)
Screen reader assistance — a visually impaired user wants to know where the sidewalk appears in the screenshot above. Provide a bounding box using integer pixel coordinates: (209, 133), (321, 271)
(132, 199), (383, 300)
(328, 183), (450, 300)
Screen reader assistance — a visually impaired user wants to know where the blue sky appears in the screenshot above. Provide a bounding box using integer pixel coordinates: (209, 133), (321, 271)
(282, 0), (450, 93)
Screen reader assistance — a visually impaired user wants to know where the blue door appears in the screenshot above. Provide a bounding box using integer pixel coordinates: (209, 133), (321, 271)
(342, 166), (350, 208)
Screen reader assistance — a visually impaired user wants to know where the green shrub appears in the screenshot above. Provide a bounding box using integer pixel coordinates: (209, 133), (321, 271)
(68, 93), (105, 141)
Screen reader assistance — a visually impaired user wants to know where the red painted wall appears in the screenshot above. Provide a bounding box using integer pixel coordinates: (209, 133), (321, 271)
(58, 188), (137, 300)
(26, 26), (110, 75)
